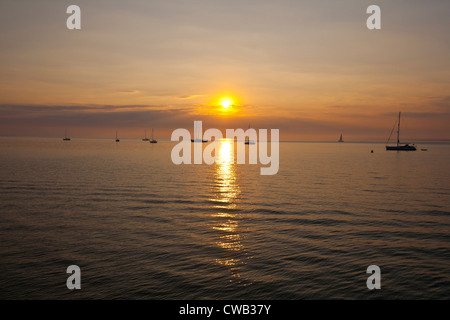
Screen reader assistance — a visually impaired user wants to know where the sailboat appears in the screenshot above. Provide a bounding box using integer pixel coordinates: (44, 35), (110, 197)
(245, 123), (255, 145)
(191, 122), (208, 143)
(142, 129), (150, 141)
(115, 130), (120, 142)
(338, 133), (344, 142)
(62, 129), (71, 141)
(149, 128), (157, 144)
(385, 112), (416, 151)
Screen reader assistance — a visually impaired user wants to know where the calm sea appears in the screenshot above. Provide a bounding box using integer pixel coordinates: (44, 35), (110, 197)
(0, 137), (449, 299)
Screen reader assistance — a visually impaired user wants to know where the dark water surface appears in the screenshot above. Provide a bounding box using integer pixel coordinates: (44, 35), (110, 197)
(0, 138), (449, 299)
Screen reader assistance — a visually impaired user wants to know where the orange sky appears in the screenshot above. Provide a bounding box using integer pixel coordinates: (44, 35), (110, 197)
(0, 0), (449, 140)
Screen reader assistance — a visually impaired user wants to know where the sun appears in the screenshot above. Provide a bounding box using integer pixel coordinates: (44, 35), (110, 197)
(220, 98), (233, 109)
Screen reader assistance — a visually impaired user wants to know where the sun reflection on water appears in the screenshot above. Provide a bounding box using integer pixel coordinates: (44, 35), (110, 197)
(210, 140), (249, 284)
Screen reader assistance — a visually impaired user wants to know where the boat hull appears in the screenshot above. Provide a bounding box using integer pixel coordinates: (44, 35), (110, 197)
(386, 145), (416, 151)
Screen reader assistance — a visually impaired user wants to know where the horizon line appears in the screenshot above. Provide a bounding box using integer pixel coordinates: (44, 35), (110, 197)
(1, 136), (449, 144)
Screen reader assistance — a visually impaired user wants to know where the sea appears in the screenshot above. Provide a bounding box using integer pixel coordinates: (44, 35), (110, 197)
(0, 137), (449, 299)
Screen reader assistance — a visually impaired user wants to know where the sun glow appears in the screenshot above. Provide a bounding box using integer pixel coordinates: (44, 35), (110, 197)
(220, 98), (233, 109)
(197, 95), (241, 116)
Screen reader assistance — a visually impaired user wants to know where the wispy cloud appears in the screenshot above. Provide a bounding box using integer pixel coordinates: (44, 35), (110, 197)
(119, 90), (141, 95)
(1, 103), (448, 140)
(176, 94), (205, 100)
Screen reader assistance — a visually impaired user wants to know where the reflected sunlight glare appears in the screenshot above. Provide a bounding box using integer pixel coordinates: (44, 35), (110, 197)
(210, 140), (249, 282)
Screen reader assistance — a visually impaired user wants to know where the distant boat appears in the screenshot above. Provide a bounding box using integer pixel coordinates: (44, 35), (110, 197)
(191, 122), (208, 143)
(245, 123), (255, 145)
(385, 112), (416, 151)
(115, 130), (120, 142)
(63, 129), (71, 141)
(338, 133), (344, 142)
(149, 128), (157, 144)
(191, 138), (209, 143)
(142, 129), (149, 141)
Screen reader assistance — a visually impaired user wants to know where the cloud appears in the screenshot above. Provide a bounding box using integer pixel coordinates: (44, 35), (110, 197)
(428, 96), (450, 111)
(0, 103), (449, 141)
(0, 104), (195, 128)
(176, 94), (205, 100)
(0, 104), (166, 115)
(119, 90), (141, 95)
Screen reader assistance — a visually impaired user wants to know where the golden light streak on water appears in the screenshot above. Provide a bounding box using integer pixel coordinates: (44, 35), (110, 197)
(210, 140), (248, 283)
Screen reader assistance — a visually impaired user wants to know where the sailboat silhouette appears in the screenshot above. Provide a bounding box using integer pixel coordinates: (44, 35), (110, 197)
(63, 128), (71, 141)
(245, 123), (255, 145)
(191, 121), (208, 143)
(385, 112), (416, 151)
(142, 129), (150, 141)
(150, 128), (157, 144)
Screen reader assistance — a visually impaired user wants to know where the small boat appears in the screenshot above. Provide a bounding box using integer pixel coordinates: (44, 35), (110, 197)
(191, 123), (208, 143)
(115, 130), (120, 142)
(149, 128), (157, 144)
(385, 112), (416, 151)
(245, 123), (255, 144)
(338, 133), (344, 142)
(421, 148), (428, 151)
(63, 129), (71, 141)
(386, 144), (416, 151)
(142, 129), (149, 141)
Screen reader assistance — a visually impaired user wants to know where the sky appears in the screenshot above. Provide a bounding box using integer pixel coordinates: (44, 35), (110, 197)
(0, 0), (449, 140)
